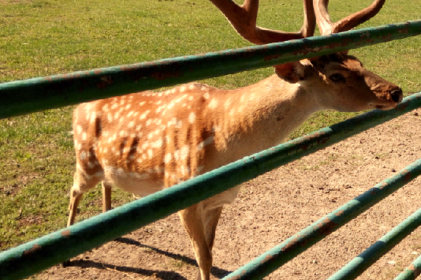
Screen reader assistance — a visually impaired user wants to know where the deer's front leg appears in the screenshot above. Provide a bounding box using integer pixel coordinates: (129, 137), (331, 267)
(178, 205), (212, 280)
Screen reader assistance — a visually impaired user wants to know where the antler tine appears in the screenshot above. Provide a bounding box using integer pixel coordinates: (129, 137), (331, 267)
(314, 0), (386, 35)
(209, 0), (316, 45)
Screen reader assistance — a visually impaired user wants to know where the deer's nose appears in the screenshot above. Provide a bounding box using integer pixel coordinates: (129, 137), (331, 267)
(390, 88), (403, 103)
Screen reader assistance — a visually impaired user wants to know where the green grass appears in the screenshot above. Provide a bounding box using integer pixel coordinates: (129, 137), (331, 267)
(1, 0), (421, 252)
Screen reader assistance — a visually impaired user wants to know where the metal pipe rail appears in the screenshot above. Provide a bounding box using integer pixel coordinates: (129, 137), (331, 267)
(395, 253), (421, 280)
(328, 199), (421, 280)
(1, 20), (421, 119)
(222, 158), (421, 280)
(1, 92), (421, 280)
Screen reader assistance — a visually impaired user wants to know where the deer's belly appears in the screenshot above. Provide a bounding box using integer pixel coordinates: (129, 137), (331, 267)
(104, 167), (164, 197)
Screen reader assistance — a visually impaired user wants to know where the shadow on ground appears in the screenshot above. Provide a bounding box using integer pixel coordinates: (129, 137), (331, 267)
(66, 237), (232, 279)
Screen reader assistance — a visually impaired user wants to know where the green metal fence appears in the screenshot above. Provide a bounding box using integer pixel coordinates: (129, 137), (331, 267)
(1, 20), (421, 280)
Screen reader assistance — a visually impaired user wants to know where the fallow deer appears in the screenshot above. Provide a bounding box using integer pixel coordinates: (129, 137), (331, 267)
(66, 0), (403, 279)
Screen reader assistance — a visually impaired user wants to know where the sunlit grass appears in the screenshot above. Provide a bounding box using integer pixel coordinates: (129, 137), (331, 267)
(0, 0), (420, 251)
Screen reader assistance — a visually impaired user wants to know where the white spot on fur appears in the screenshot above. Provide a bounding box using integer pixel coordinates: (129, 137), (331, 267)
(168, 118), (177, 126)
(189, 112), (196, 123)
(151, 139), (163, 148)
(141, 142), (149, 150)
(140, 110), (150, 120)
(180, 145), (190, 160)
(197, 136), (215, 151)
(164, 153), (172, 163)
(209, 99), (218, 109)
(180, 165), (187, 176)
(76, 125), (82, 134)
(224, 99), (231, 109)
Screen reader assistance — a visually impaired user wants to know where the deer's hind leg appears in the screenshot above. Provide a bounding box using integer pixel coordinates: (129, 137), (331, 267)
(67, 169), (102, 227)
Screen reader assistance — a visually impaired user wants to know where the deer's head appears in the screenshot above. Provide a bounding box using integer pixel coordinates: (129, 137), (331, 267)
(210, 0), (402, 112)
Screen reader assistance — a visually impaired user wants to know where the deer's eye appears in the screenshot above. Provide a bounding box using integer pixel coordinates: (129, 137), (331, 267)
(329, 73), (345, 83)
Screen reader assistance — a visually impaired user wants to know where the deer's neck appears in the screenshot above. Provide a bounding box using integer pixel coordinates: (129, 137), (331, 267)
(204, 74), (320, 168)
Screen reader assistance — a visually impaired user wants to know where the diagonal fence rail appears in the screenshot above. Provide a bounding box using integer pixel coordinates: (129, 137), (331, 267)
(1, 20), (421, 280)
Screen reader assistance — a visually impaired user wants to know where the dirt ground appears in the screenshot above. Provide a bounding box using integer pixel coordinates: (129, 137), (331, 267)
(34, 107), (421, 280)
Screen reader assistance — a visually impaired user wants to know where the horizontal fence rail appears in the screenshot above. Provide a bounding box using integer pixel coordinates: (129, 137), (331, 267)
(0, 20), (420, 119)
(222, 159), (421, 280)
(1, 92), (421, 280)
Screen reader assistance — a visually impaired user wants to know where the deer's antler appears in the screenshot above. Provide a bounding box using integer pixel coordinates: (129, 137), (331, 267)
(314, 0), (386, 35)
(209, 0), (316, 45)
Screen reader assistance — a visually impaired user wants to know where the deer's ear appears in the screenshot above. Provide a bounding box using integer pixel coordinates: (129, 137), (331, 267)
(274, 62), (307, 84)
